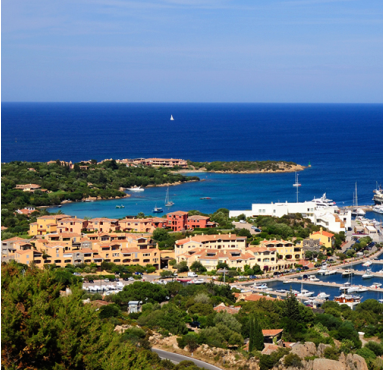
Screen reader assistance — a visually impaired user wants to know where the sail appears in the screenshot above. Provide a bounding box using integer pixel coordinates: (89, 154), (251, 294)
(170, 115), (174, 120)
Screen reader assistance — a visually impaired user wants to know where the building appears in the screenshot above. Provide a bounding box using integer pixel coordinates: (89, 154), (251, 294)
(213, 303), (241, 314)
(177, 248), (255, 271)
(134, 158), (188, 168)
(29, 215), (72, 236)
(167, 212), (214, 231)
(257, 239), (303, 260)
(83, 218), (120, 233)
(47, 160), (74, 169)
(299, 238), (321, 254)
(175, 234), (248, 256)
(167, 211), (189, 231)
(309, 228), (335, 249)
(314, 208), (351, 233)
(15, 207), (36, 216)
(230, 202), (351, 233)
(229, 201), (317, 219)
(127, 301), (142, 314)
(234, 292), (283, 302)
(2, 237), (33, 262)
(119, 217), (167, 233)
(57, 217), (84, 234)
(14, 184), (41, 192)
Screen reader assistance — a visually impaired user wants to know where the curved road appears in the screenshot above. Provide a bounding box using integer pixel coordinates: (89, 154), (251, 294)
(152, 348), (222, 370)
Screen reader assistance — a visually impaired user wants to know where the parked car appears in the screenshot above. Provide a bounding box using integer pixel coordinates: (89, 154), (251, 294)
(115, 271), (120, 275)
(273, 271), (281, 276)
(123, 277), (129, 281)
(134, 272), (143, 276)
(188, 272), (198, 277)
(249, 275), (257, 279)
(290, 269), (296, 272)
(104, 279), (109, 282)
(73, 272), (81, 276)
(190, 321), (201, 328)
(114, 278), (120, 282)
(88, 279), (94, 283)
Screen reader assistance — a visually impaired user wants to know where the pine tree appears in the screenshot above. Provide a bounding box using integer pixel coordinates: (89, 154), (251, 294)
(249, 313), (265, 352)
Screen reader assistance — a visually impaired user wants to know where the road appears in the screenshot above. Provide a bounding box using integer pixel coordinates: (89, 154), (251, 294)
(152, 348), (222, 370)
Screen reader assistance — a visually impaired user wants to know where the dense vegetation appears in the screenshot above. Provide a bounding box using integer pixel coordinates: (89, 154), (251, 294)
(2, 262), (383, 369)
(1, 261), (197, 370)
(187, 160), (300, 172)
(1, 160), (199, 228)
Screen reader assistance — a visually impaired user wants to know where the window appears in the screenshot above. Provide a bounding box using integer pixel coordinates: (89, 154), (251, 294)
(26, 255), (29, 258)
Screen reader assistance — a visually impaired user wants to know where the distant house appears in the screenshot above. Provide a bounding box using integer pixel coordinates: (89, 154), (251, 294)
(213, 302), (241, 315)
(262, 329), (284, 344)
(15, 207), (36, 216)
(15, 184), (41, 192)
(127, 301), (142, 314)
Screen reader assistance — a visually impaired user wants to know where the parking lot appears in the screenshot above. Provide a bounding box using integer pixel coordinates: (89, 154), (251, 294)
(232, 221), (260, 235)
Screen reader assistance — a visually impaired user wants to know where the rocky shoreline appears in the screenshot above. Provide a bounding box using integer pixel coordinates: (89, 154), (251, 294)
(144, 179), (200, 188)
(174, 164), (307, 174)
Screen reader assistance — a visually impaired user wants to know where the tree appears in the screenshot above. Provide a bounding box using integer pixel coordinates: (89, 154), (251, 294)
(217, 262), (230, 270)
(248, 313), (265, 352)
(160, 270), (173, 278)
(1, 262), (165, 370)
(152, 228), (169, 241)
(98, 304), (121, 319)
(190, 261), (207, 273)
(175, 261), (189, 273)
(252, 264), (263, 275)
(238, 228), (252, 238)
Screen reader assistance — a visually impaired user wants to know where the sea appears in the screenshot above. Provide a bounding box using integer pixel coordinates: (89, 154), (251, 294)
(2, 103), (383, 220)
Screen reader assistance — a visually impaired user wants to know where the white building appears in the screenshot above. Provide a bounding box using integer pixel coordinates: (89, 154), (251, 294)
(230, 201), (317, 219)
(230, 202), (351, 233)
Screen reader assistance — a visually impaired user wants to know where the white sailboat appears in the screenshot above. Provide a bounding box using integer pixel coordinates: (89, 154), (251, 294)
(165, 186), (174, 207)
(170, 115), (174, 121)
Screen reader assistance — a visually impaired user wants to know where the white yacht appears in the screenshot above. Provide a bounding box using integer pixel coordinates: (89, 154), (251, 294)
(339, 282), (352, 292)
(362, 269), (374, 279)
(316, 292), (330, 300)
(300, 289), (315, 297)
(191, 278), (205, 284)
(323, 269), (337, 276)
(309, 275), (320, 282)
(128, 186), (144, 192)
(311, 193), (336, 208)
(370, 282), (382, 289)
(253, 283), (268, 290)
(342, 268), (354, 276)
(170, 115), (174, 121)
(373, 205), (383, 214)
(355, 286), (368, 293)
(362, 260), (372, 267)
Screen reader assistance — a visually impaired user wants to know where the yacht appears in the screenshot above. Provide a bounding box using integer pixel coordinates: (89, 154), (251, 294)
(318, 265), (329, 275)
(334, 293), (362, 308)
(128, 186), (144, 192)
(373, 183), (383, 205)
(370, 282), (382, 289)
(299, 289), (314, 297)
(323, 269), (337, 276)
(362, 269), (374, 279)
(165, 186), (174, 207)
(362, 260), (372, 267)
(191, 278), (205, 284)
(373, 205), (383, 214)
(342, 268), (354, 276)
(316, 292), (330, 300)
(309, 275), (320, 282)
(253, 283), (268, 290)
(153, 206), (163, 213)
(170, 115), (174, 121)
(355, 286), (368, 293)
(311, 193), (336, 208)
(339, 282), (352, 292)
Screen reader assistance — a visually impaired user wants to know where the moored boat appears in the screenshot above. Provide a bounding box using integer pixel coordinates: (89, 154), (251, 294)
(362, 269), (374, 279)
(128, 186), (144, 192)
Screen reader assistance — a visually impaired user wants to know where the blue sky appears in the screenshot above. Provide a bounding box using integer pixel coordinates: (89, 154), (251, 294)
(2, 0), (383, 102)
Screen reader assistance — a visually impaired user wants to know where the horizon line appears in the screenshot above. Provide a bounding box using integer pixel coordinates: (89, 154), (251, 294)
(1, 101), (383, 105)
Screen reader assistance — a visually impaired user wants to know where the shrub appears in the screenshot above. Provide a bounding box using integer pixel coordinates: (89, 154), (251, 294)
(283, 353), (303, 368)
(324, 346), (340, 361)
(356, 347), (377, 368)
(365, 341), (383, 357)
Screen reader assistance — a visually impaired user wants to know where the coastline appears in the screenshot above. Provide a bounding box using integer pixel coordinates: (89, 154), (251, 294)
(145, 179), (201, 188)
(173, 164), (307, 174)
